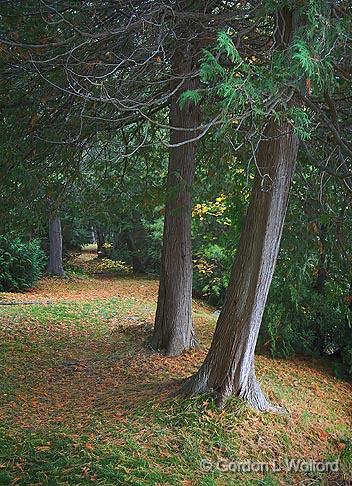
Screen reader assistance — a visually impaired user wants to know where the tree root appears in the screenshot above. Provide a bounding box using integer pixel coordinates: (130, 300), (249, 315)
(178, 369), (287, 414)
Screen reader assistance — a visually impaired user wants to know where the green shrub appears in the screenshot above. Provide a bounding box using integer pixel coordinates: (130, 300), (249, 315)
(259, 264), (352, 379)
(342, 346), (352, 378)
(193, 244), (231, 306)
(0, 236), (45, 292)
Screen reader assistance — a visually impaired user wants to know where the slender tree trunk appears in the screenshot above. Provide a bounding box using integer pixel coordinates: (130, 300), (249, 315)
(48, 214), (65, 277)
(96, 228), (105, 258)
(181, 116), (299, 410)
(150, 50), (200, 356)
(122, 229), (146, 274)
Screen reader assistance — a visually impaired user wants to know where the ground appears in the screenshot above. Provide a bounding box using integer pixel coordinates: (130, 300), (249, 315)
(0, 248), (351, 485)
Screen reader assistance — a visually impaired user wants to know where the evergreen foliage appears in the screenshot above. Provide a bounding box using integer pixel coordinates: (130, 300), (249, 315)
(0, 237), (45, 291)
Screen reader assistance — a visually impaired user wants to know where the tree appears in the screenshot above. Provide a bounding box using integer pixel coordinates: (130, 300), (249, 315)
(96, 227), (106, 259)
(150, 48), (200, 355)
(183, 115), (299, 410)
(182, 7), (302, 409)
(48, 211), (65, 277)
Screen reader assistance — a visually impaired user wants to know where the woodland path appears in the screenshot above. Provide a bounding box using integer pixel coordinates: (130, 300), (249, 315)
(0, 249), (351, 485)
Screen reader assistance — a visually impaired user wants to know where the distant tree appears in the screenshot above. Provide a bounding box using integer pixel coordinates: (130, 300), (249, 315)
(47, 209), (65, 277)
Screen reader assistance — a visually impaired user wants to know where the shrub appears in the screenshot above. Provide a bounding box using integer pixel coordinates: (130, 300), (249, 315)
(0, 236), (45, 291)
(342, 346), (352, 378)
(259, 266), (352, 379)
(193, 244), (231, 306)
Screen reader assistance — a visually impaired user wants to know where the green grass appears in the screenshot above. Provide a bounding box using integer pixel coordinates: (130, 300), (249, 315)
(0, 294), (351, 485)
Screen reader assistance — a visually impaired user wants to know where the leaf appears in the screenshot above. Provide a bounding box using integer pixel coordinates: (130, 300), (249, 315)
(178, 90), (201, 109)
(217, 31), (239, 62)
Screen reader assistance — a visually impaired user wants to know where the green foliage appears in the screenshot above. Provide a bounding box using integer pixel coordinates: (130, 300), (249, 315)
(199, 50), (226, 82)
(262, 279), (350, 360)
(291, 38), (334, 89)
(178, 90), (202, 108)
(0, 237), (46, 292)
(61, 219), (92, 255)
(216, 31), (239, 63)
(342, 346), (352, 378)
(193, 247), (231, 305)
(192, 190), (246, 306)
(287, 107), (312, 140)
(259, 195), (352, 379)
(291, 40), (317, 78)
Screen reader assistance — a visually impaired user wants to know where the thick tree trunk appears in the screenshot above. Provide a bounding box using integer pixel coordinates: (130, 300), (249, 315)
(48, 214), (65, 277)
(181, 117), (299, 410)
(150, 50), (200, 356)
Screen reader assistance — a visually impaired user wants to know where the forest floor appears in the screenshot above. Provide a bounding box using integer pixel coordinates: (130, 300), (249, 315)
(0, 248), (351, 486)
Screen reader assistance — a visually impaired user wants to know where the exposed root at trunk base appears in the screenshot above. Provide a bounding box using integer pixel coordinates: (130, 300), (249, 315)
(179, 369), (210, 396)
(236, 374), (287, 414)
(179, 371), (287, 414)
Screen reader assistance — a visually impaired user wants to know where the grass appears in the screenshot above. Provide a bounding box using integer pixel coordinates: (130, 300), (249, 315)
(0, 253), (351, 485)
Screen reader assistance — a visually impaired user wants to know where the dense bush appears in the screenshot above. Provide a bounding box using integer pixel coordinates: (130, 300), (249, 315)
(191, 194), (242, 306)
(261, 278), (351, 356)
(0, 236), (45, 291)
(258, 206), (352, 379)
(193, 244), (231, 306)
(62, 223), (92, 255)
(106, 216), (163, 274)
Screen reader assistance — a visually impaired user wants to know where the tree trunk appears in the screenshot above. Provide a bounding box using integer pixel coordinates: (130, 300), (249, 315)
(123, 229), (146, 274)
(181, 116), (299, 410)
(48, 214), (65, 277)
(96, 228), (105, 258)
(150, 50), (200, 356)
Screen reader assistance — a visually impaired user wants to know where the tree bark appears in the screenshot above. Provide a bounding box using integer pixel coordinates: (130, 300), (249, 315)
(122, 229), (146, 274)
(150, 49), (200, 356)
(96, 228), (106, 258)
(181, 116), (299, 410)
(48, 213), (65, 277)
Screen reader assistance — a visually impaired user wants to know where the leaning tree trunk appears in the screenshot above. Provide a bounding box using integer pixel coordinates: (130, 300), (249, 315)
(150, 50), (200, 356)
(181, 116), (299, 410)
(48, 213), (65, 277)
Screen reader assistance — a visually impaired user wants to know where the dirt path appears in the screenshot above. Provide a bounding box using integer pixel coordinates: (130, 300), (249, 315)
(0, 249), (213, 318)
(0, 249), (159, 303)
